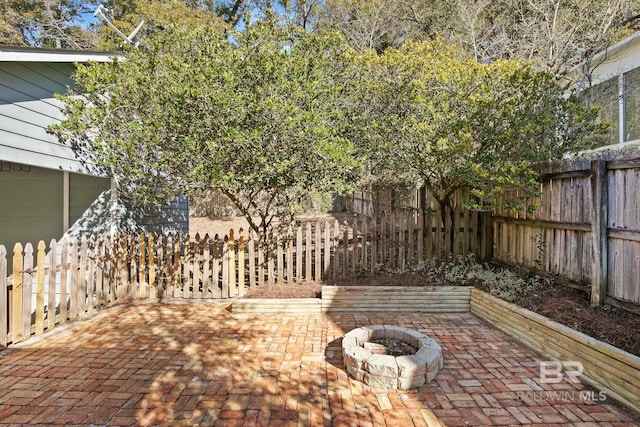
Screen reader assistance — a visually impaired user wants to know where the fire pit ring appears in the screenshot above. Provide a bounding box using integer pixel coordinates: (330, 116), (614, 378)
(342, 325), (443, 390)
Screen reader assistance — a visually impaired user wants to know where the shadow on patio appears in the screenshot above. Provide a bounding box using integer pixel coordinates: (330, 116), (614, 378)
(0, 303), (639, 426)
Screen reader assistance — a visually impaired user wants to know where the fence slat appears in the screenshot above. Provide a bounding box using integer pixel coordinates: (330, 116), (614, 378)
(22, 243), (33, 340)
(60, 240), (68, 324)
(352, 217), (358, 275)
(69, 239), (79, 319)
(35, 241), (46, 336)
(296, 226), (303, 283)
(380, 213), (387, 267)
(202, 234), (210, 298)
(78, 237), (89, 316)
(11, 243), (23, 343)
(343, 226), (349, 278)
(276, 232), (284, 284)
(139, 233), (146, 299)
(248, 233), (256, 289)
(306, 223), (312, 281)
(371, 216), (377, 273)
(212, 236), (221, 298)
(286, 227), (293, 283)
(47, 240), (57, 332)
(149, 234), (156, 299)
(315, 220), (322, 281)
(390, 212), (397, 268)
(267, 230), (274, 285)
(193, 233), (202, 299)
(238, 230), (245, 295)
(183, 234), (192, 299)
(222, 237), (229, 298)
(87, 236), (96, 313)
(407, 213), (414, 265)
(258, 235), (265, 286)
(399, 215), (406, 270)
(324, 222), (331, 279)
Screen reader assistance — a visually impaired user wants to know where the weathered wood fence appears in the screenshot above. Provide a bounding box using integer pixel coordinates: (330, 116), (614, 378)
(1, 210), (492, 347)
(493, 157), (640, 307)
(3, 156), (638, 348)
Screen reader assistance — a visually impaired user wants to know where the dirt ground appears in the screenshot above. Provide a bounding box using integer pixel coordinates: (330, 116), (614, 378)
(189, 213), (353, 238)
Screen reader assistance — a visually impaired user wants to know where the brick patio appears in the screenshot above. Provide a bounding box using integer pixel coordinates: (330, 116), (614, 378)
(0, 303), (638, 426)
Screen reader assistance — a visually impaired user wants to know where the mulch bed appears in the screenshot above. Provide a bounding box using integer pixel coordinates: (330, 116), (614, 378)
(242, 272), (640, 357)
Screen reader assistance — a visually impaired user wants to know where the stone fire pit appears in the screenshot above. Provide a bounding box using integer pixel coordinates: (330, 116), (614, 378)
(342, 325), (443, 390)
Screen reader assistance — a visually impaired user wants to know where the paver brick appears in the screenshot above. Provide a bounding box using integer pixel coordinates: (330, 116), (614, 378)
(0, 304), (636, 426)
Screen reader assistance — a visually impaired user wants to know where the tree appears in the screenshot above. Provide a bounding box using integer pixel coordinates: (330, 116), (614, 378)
(51, 16), (361, 239)
(319, 0), (640, 71)
(346, 40), (602, 253)
(0, 0), (99, 48)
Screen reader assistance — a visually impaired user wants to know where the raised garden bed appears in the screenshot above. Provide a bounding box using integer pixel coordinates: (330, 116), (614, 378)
(322, 285), (471, 313)
(471, 288), (640, 414)
(230, 298), (321, 314)
(231, 282), (640, 415)
(233, 285), (471, 314)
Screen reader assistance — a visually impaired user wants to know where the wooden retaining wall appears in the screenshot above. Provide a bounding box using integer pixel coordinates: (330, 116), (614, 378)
(321, 286), (471, 313)
(470, 288), (640, 414)
(231, 298), (321, 314)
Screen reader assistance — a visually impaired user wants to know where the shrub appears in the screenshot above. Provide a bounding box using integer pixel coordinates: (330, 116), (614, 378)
(421, 255), (547, 302)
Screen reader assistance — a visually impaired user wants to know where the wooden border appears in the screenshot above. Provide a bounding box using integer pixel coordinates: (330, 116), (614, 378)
(322, 286), (471, 313)
(231, 298), (321, 314)
(470, 288), (640, 414)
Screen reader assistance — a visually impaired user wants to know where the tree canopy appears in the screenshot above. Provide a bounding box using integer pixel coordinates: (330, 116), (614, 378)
(52, 17), (361, 236)
(343, 40), (601, 250)
(4, 0), (639, 73)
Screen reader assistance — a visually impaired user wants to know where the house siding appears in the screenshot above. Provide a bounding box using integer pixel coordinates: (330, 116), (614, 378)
(0, 50), (189, 251)
(0, 61), (86, 172)
(119, 196), (189, 236)
(0, 166), (63, 248)
(69, 173), (111, 225)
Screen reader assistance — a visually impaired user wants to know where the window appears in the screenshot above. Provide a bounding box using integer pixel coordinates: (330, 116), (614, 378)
(624, 67), (640, 142)
(584, 77), (620, 147)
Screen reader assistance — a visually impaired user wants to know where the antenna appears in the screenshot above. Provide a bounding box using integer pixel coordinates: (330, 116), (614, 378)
(94, 5), (145, 46)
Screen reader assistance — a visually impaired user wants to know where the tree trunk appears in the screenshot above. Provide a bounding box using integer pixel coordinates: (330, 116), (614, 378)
(437, 197), (455, 259)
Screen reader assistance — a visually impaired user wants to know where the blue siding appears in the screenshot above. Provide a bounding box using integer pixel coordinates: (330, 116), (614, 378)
(0, 62), (86, 172)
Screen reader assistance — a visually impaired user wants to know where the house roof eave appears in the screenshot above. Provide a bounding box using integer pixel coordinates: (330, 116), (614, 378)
(0, 46), (123, 63)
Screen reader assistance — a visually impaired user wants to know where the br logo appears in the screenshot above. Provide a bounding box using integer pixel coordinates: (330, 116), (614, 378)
(539, 361), (584, 383)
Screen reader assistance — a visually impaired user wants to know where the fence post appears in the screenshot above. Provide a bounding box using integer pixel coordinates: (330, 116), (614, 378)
(591, 159), (608, 306)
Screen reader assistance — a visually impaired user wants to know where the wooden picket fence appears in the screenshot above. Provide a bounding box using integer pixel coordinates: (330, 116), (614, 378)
(1, 210), (491, 347)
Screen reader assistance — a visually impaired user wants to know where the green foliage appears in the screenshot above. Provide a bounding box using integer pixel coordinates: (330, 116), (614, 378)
(421, 255), (546, 303)
(0, 0), (98, 48)
(52, 17), (362, 236)
(346, 39), (603, 219)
